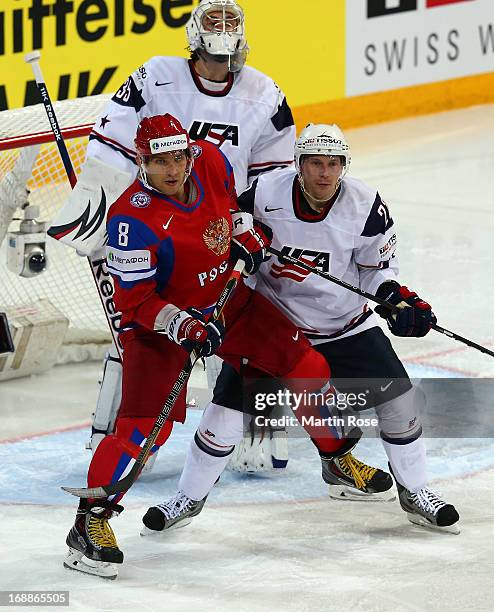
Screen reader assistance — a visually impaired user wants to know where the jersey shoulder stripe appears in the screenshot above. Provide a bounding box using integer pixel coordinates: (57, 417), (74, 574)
(361, 192), (394, 237)
(89, 132), (137, 165)
(271, 96), (294, 131)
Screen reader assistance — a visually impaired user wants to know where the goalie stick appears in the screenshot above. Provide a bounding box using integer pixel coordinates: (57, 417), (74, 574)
(268, 246), (494, 359)
(61, 259), (246, 499)
(24, 51), (123, 358)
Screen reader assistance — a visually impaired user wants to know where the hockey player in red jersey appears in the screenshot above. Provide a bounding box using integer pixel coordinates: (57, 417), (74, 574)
(63, 115), (391, 579)
(50, 0), (299, 474)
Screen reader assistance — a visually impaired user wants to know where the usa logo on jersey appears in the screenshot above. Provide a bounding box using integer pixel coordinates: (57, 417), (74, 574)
(189, 121), (240, 148)
(270, 247), (330, 282)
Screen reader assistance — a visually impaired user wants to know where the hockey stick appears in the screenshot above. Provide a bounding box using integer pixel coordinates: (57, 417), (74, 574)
(24, 53), (76, 188)
(268, 247), (494, 358)
(24, 51), (123, 358)
(61, 259), (246, 499)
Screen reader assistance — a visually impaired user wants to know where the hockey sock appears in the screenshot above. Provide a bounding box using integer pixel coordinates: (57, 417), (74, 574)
(179, 403), (244, 501)
(310, 434), (348, 455)
(283, 349), (347, 453)
(87, 416), (174, 504)
(381, 435), (427, 492)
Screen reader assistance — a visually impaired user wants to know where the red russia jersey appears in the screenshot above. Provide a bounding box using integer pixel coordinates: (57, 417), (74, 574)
(105, 140), (237, 330)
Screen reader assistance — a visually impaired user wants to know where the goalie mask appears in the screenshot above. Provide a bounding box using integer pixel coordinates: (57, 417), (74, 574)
(294, 124), (351, 202)
(186, 0), (249, 73)
(135, 114), (194, 191)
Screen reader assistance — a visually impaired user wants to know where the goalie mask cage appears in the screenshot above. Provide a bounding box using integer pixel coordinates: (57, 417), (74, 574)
(0, 94), (114, 363)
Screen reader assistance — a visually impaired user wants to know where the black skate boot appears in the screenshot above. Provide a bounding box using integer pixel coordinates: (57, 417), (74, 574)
(141, 491), (206, 535)
(395, 479), (460, 534)
(321, 433), (395, 501)
(64, 500), (124, 579)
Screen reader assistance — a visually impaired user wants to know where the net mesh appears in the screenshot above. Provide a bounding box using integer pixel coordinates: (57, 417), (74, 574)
(0, 95), (113, 355)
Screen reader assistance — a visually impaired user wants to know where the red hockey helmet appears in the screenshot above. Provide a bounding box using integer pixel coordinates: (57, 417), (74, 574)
(134, 114), (191, 157)
(135, 114), (194, 191)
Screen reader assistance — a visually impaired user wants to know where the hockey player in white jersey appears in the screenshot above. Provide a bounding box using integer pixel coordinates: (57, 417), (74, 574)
(143, 124), (460, 535)
(86, 1), (294, 194)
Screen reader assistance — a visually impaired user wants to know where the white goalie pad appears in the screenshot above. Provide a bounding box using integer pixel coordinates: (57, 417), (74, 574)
(47, 157), (133, 256)
(228, 423), (289, 473)
(87, 346), (123, 454)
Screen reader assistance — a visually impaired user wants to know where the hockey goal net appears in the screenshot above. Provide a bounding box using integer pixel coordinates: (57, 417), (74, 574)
(0, 94), (113, 363)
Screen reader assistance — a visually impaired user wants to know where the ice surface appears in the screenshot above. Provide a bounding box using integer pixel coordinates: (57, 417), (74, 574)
(1, 105), (494, 610)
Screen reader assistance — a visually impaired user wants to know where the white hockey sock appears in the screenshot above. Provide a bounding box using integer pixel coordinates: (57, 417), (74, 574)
(381, 436), (428, 493)
(179, 403), (245, 501)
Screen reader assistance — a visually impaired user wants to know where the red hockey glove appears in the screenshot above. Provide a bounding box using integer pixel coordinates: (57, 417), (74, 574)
(375, 281), (436, 337)
(165, 307), (225, 357)
(230, 213), (273, 275)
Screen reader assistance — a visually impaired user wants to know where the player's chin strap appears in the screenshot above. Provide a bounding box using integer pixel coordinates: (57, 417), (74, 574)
(268, 246), (494, 359)
(61, 260), (246, 500)
(298, 176), (341, 205)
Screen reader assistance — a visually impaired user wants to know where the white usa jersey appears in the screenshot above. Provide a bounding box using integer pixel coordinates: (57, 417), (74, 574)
(242, 167), (400, 342)
(86, 56), (295, 193)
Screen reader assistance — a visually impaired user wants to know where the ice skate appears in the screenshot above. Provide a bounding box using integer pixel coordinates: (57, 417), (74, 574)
(63, 502), (124, 579)
(322, 452), (395, 502)
(396, 481), (460, 534)
(141, 491), (206, 535)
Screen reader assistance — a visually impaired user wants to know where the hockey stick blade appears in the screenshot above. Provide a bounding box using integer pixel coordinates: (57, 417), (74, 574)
(61, 260), (246, 499)
(268, 247), (494, 358)
(61, 360), (195, 498)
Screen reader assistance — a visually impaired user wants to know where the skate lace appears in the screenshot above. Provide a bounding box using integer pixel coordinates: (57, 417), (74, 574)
(338, 453), (377, 490)
(87, 515), (118, 548)
(411, 487), (446, 515)
(158, 491), (194, 520)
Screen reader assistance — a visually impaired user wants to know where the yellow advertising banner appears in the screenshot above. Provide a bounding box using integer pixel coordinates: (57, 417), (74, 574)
(0, 0), (345, 111)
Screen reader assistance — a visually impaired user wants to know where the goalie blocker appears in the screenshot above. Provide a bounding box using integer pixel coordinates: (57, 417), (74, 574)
(47, 157), (133, 256)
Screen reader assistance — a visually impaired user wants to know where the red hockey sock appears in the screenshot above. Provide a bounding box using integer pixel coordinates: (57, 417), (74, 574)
(310, 434), (347, 454)
(283, 349), (347, 454)
(87, 416), (173, 505)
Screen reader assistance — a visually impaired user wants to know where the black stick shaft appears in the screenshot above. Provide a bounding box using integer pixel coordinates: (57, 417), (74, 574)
(268, 247), (494, 359)
(25, 52), (76, 188)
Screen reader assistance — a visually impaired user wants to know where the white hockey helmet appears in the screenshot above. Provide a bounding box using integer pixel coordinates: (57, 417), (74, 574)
(294, 124), (351, 200)
(186, 0), (248, 72)
(295, 123), (351, 172)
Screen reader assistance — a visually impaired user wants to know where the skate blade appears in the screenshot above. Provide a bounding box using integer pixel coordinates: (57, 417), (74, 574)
(63, 548), (118, 579)
(406, 513), (461, 535)
(328, 485), (396, 502)
(140, 518), (192, 537)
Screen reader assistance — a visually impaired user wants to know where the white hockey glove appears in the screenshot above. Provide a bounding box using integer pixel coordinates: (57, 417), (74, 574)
(47, 157), (133, 256)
